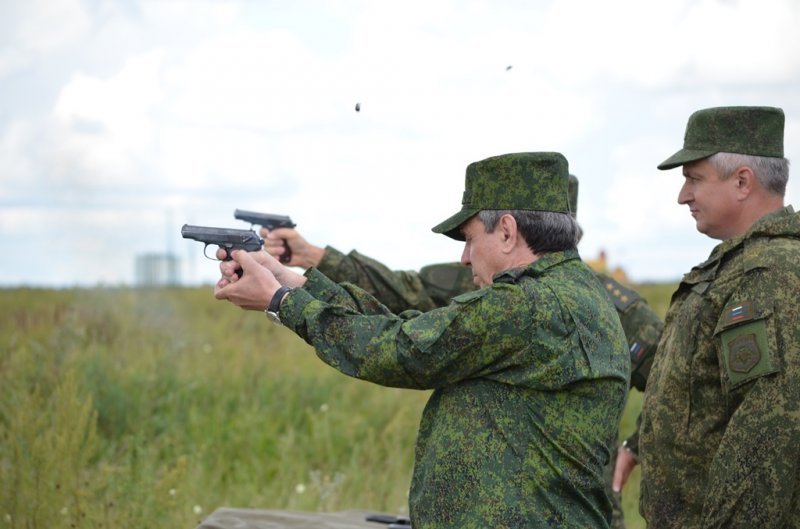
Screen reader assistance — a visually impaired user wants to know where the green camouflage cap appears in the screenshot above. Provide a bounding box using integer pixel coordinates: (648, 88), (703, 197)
(658, 106), (784, 170)
(432, 152), (571, 240)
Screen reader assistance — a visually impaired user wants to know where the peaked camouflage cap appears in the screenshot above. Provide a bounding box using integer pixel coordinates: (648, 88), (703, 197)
(432, 152), (572, 240)
(658, 106), (785, 170)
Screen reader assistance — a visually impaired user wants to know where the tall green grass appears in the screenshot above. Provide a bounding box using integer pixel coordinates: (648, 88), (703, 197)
(0, 283), (674, 528)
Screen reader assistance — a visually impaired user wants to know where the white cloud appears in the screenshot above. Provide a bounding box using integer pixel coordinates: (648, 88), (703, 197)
(13, 0), (91, 53)
(535, 0), (800, 87)
(167, 30), (338, 130)
(679, 0), (800, 83)
(0, 48), (27, 78)
(54, 49), (163, 143)
(1, 0), (800, 286)
(0, 120), (38, 198)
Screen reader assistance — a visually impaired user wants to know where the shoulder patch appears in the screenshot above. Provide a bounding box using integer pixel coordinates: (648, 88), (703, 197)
(596, 273), (640, 311)
(727, 333), (761, 373)
(719, 317), (777, 389)
(720, 301), (755, 329)
(715, 299), (776, 389)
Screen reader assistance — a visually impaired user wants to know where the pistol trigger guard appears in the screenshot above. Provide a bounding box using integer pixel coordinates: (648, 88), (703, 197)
(203, 244), (230, 261)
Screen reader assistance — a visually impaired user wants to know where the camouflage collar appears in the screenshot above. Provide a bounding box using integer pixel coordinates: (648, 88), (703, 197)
(687, 205), (798, 278)
(493, 248), (580, 283)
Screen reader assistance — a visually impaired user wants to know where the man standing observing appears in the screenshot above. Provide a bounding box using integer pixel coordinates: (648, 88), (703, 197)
(638, 106), (800, 528)
(213, 152), (630, 528)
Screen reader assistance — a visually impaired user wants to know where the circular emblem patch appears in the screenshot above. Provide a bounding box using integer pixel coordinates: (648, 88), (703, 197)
(728, 333), (761, 373)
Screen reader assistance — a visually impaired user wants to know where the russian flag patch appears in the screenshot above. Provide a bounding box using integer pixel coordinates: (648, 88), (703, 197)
(630, 341), (645, 361)
(722, 301), (754, 327)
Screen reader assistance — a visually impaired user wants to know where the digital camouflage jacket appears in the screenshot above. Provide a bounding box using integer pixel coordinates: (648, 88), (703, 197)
(317, 246), (662, 392)
(281, 249), (630, 529)
(639, 206), (800, 528)
(317, 246), (663, 528)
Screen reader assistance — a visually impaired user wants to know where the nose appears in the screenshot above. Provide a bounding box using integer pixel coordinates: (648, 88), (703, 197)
(460, 244), (470, 266)
(677, 180), (692, 205)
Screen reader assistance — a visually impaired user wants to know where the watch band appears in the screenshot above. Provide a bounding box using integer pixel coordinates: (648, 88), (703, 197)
(267, 286), (293, 314)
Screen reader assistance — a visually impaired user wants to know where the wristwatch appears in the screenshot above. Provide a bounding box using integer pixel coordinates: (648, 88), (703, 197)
(265, 286), (293, 324)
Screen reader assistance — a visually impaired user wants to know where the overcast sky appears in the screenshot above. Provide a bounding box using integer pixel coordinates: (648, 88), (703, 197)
(1, 0), (799, 287)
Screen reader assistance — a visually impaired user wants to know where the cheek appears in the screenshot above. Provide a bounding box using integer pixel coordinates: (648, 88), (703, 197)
(715, 193), (739, 221)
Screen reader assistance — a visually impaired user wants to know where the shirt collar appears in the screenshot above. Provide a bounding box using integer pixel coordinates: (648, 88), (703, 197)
(493, 248), (580, 284)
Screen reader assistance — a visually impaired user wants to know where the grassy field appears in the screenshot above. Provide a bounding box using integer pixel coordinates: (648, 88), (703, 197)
(0, 282), (675, 528)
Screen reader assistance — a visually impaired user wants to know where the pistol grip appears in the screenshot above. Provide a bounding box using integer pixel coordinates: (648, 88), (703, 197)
(218, 248), (243, 278)
(280, 240), (292, 264)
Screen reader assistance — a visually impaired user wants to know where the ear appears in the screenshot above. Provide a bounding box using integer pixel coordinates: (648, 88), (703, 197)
(498, 214), (518, 252)
(733, 166), (755, 200)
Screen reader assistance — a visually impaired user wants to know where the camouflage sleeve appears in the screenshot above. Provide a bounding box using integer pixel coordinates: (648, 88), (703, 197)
(700, 264), (800, 527)
(316, 246), (476, 312)
(315, 246), (438, 313)
(595, 272), (664, 392)
(281, 268), (553, 390)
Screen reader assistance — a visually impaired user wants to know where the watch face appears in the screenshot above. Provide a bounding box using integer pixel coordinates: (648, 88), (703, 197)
(265, 311), (282, 325)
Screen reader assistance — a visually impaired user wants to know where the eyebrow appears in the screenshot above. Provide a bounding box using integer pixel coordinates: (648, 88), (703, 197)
(683, 168), (702, 179)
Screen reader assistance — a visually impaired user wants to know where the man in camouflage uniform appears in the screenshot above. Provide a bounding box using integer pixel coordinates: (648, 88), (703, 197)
(213, 152), (631, 528)
(637, 106), (800, 528)
(263, 176), (663, 529)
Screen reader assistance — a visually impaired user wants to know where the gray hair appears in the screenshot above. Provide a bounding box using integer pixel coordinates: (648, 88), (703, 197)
(708, 152), (790, 197)
(477, 210), (582, 255)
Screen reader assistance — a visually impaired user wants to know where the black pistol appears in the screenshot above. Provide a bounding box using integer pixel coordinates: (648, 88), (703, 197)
(181, 224), (264, 277)
(234, 209), (296, 264)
